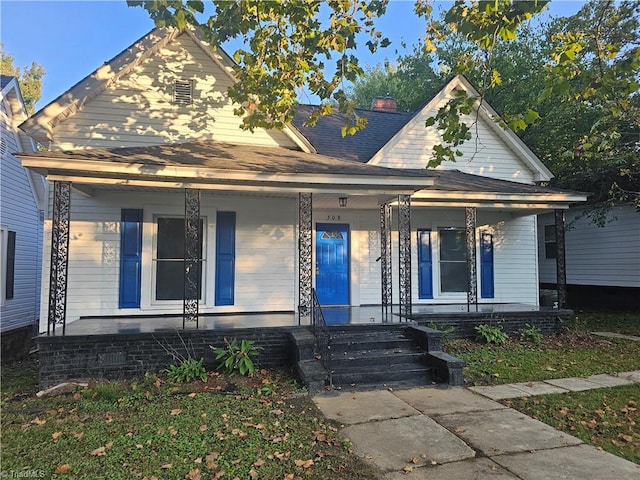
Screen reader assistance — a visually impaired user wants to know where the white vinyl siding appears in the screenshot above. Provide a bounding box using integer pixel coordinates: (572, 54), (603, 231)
(370, 96), (536, 184)
(39, 189), (297, 330)
(538, 206), (640, 288)
(50, 32), (297, 151)
(0, 92), (43, 332)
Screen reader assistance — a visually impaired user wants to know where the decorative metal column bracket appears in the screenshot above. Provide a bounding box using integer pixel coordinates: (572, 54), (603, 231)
(183, 188), (201, 328)
(380, 203), (392, 318)
(298, 193), (313, 323)
(555, 209), (567, 309)
(398, 195), (412, 318)
(48, 181), (71, 335)
(465, 207), (478, 311)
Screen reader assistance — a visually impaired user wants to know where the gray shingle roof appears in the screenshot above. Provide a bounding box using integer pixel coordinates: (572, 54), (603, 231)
(292, 105), (414, 163)
(21, 140), (435, 178)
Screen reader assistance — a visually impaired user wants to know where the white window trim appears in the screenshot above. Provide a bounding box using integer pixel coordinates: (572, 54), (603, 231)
(140, 205), (216, 311)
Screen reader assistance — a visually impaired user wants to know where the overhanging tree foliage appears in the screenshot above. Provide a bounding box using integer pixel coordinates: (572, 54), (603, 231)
(128, 0), (547, 160)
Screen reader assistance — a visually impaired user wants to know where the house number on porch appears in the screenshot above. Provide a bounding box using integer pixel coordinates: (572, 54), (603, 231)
(326, 215), (341, 220)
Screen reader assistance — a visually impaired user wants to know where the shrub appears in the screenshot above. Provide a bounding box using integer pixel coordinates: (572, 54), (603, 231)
(475, 323), (508, 345)
(165, 358), (207, 383)
(212, 338), (261, 376)
(520, 323), (543, 343)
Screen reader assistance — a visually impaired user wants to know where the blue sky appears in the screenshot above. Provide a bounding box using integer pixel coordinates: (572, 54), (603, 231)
(1, 0), (585, 110)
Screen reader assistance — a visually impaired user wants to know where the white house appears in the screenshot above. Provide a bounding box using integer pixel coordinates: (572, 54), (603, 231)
(17, 27), (586, 336)
(538, 205), (640, 310)
(1, 75), (46, 359)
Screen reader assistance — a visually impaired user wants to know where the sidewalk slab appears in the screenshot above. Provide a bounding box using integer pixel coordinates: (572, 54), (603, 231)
(385, 457), (518, 480)
(585, 373), (635, 388)
(468, 384), (531, 400)
(436, 408), (582, 456)
(493, 444), (640, 480)
(342, 415), (475, 472)
(544, 377), (602, 392)
(393, 387), (506, 416)
(508, 381), (568, 396)
(617, 370), (640, 382)
(313, 390), (419, 425)
(591, 331), (640, 342)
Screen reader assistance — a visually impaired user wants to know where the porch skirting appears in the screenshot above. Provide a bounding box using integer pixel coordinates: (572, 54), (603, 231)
(408, 308), (573, 338)
(37, 326), (299, 388)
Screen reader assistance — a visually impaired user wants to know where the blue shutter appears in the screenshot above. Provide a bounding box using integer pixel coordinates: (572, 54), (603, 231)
(215, 212), (236, 306)
(418, 229), (433, 299)
(119, 209), (143, 308)
(480, 231), (494, 298)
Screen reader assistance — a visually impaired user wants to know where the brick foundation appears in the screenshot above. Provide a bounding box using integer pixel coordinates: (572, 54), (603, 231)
(37, 327), (302, 387)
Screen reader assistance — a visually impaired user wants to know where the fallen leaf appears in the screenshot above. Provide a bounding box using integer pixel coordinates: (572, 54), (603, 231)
(199, 424), (208, 432)
(184, 468), (201, 480)
(618, 433), (633, 443)
(253, 458), (265, 467)
(188, 392), (197, 398)
(52, 431), (63, 441)
(90, 446), (106, 456)
(410, 456), (420, 464)
(55, 464), (71, 474)
(170, 409), (182, 416)
(249, 469), (258, 478)
(161, 463), (173, 469)
(294, 459), (314, 468)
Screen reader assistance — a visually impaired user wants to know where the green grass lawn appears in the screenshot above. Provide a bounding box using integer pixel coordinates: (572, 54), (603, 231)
(572, 310), (640, 336)
(1, 363), (381, 480)
(505, 384), (640, 464)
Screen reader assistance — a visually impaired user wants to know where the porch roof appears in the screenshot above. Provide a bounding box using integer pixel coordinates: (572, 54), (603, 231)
(18, 139), (587, 206)
(18, 139), (437, 194)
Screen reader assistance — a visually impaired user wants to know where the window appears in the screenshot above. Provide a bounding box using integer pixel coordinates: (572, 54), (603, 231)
(154, 217), (204, 301)
(0, 228), (16, 304)
(439, 228), (467, 293)
(544, 225), (557, 259)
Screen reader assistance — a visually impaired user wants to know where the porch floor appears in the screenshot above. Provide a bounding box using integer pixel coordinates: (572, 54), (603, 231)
(49, 303), (547, 336)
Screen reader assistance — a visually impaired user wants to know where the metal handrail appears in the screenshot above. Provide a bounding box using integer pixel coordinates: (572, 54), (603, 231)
(311, 288), (332, 386)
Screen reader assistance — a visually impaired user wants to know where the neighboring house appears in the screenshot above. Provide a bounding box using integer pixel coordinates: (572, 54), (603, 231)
(538, 205), (640, 310)
(0, 75), (46, 360)
(17, 27), (586, 336)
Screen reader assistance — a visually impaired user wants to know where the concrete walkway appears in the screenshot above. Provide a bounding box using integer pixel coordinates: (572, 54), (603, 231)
(313, 371), (640, 479)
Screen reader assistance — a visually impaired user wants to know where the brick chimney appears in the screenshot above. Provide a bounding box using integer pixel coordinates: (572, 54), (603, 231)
(371, 96), (397, 112)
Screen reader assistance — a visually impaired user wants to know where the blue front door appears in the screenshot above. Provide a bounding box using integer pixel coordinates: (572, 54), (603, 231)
(316, 223), (349, 305)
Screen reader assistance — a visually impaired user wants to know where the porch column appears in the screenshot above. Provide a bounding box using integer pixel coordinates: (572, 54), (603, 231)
(183, 188), (201, 328)
(555, 209), (567, 309)
(48, 181), (71, 335)
(398, 194), (412, 318)
(380, 203), (392, 317)
(465, 207), (478, 311)
(298, 193), (313, 323)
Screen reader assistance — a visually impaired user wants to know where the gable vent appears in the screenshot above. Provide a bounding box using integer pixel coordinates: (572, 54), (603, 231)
(0, 138), (7, 156)
(173, 79), (193, 105)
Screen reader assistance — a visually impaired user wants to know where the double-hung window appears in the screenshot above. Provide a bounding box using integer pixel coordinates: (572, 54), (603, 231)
(154, 217), (204, 301)
(439, 228), (467, 293)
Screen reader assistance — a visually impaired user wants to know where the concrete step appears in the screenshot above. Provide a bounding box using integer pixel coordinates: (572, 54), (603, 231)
(330, 348), (424, 369)
(331, 365), (436, 387)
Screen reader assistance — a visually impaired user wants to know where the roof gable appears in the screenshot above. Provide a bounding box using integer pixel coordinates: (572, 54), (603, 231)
(1, 77), (46, 209)
(20, 27), (312, 152)
(368, 75), (553, 183)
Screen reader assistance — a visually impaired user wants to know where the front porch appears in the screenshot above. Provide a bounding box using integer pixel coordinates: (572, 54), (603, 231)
(49, 303), (569, 336)
(36, 304), (573, 388)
